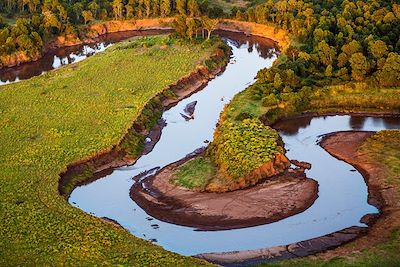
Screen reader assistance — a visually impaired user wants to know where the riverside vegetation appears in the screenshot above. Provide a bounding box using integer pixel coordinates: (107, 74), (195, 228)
(0, 35), (224, 266)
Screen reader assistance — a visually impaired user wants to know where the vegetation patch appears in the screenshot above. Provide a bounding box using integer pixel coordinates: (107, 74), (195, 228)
(360, 130), (400, 194)
(172, 157), (216, 191)
(210, 118), (284, 179)
(0, 35), (220, 266)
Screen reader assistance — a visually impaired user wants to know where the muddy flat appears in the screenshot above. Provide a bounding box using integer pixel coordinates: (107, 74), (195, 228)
(131, 160), (318, 230)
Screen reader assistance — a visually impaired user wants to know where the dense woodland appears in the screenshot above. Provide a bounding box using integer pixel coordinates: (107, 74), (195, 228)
(235, 0), (400, 89)
(0, 0), (217, 58)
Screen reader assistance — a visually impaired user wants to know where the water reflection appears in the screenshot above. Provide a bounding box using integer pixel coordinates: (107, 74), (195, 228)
(274, 116), (313, 135)
(349, 116), (366, 130)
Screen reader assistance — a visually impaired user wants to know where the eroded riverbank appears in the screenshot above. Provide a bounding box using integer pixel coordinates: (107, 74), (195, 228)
(131, 154), (318, 230)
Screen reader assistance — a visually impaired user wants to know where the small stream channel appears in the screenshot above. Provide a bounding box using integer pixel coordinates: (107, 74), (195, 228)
(3, 30), (399, 257)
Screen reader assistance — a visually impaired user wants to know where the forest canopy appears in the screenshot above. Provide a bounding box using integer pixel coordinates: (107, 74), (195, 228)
(0, 0), (217, 58)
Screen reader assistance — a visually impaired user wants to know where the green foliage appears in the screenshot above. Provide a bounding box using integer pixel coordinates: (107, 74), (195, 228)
(173, 15), (219, 40)
(59, 165), (94, 198)
(211, 118), (283, 179)
(310, 84), (400, 112)
(120, 130), (146, 158)
(0, 0), (222, 60)
(236, 0), (400, 87)
(377, 52), (400, 86)
(172, 157), (215, 190)
(0, 35), (219, 266)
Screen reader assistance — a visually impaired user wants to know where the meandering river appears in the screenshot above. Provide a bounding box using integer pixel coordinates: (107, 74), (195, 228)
(3, 30), (399, 257)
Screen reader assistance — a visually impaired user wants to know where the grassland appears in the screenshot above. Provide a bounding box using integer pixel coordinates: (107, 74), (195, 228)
(259, 130), (400, 267)
(209, 0), (248, 13)
(0, 35), (220, 266)
(172, 157), (216, 191)
(309, 83), (400, 113)
(228, 81), (400, 125)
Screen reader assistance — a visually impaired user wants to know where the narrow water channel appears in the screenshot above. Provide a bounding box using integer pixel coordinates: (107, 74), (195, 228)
(66, 35), (400, 255)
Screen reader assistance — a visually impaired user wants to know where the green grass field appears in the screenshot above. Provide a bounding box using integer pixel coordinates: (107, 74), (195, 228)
(228, 81), (400, 125)
(172, 157), (216, 191)
(0, 35), (218, 266)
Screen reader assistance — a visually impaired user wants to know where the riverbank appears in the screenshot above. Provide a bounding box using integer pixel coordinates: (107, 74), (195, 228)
(0, 18), (175, 68)
(0, 19), (288, 69)
(192, 128), (399, 266)
(131, 153), (318, 230)
(60, 39), (230, 198)
(0, 35), (227, 266)
(253, 129), (400, 266)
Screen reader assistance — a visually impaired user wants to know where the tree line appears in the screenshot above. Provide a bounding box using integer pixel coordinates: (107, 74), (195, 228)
(0, 0), (212, 59)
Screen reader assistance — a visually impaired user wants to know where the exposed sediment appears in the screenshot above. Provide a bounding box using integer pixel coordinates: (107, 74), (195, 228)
(313, 131), (400, 260)
(130, 154), (318, 231)
(195, 226), (367, 266)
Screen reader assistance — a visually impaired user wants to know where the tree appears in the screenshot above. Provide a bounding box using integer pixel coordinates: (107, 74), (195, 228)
(176, 0), (186, 15)
(160, 0), (171, 17)
(113, 0), (124, 19)
(152, 0), (160, 17)
(377, 52), (400, 86)
(173, 15), (187, 38)
(88, 1), (100, 19)
(42, 11), (61, 35)
(186, 17), (196, 39)
(202, 16), (218, 40)
(255, 5), (266, 24)
(235, 10), (245, 21)
(317, 40), (336, 67)
(349, 52), (369, 81)
(247, 7), (255, 22)
(27, 0), (39, 13)
(187, 0), (200, 17)
(82, 10), (94, 25)
(369, 40), (388, 60)
(298, 51), (311, 61)
(325, 64), (333, 77)
(144, 0), (151, 17)
(274, 73), (282, 89)
(125, 3), (134, 18)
